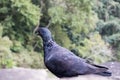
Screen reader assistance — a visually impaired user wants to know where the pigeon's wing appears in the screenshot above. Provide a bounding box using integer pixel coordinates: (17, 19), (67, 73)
(46, 52), (87, 77)
(45, 46), (110, 77)
(46, 47), (96, 76)
(44, 46), (89, 77)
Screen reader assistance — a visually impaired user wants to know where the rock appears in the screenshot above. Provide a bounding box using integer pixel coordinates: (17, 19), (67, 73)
(60, 75), (112, 80)
(0, 68), (47, 80)
(102, 62), (120, 80)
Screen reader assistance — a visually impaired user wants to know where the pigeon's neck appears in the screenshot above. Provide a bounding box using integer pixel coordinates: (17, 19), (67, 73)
(43, 39), (55, 60)
(43, 39), (53, 46)
(42, 35), (52, 43)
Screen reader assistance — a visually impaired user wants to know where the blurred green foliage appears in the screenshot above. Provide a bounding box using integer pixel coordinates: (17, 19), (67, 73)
(79, 33), (112, 63)
(0, 24), (15, 68)
(95, 0), (120, 60)
(0, 0), (43, 68)
(0, 0), (40, 46)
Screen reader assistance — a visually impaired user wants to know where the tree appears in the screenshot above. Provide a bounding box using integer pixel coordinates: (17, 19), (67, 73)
(0, 0), (40, 48)
(0, 0), (44, 68)
(94, 0), (120, 61)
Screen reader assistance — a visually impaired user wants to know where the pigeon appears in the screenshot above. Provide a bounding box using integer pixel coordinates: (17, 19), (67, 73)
(35, 27), (111, 78)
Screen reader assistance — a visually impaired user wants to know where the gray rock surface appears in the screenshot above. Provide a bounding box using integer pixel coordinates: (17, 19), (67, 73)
(102, 62), (120, 80)
(0, 68), (48, 80)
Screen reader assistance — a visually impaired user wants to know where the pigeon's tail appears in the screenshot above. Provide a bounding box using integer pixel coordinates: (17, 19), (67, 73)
(93, 64), (112, 76)
(95, 71), (112, 76)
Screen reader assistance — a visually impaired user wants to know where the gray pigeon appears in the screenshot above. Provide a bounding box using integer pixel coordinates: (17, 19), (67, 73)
(35, 27), (111, 78)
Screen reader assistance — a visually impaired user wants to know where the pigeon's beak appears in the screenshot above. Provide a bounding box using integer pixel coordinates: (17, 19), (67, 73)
(35, 30), (39, 35)
(33, 26), (39, 35)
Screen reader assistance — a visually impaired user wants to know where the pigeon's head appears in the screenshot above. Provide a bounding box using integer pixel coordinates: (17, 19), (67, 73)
(35, 27), (52, 41)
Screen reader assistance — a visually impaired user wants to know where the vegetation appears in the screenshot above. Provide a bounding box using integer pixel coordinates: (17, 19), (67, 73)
(94, 0), (120, 60)
(0, 0), (119, 68)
